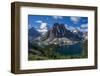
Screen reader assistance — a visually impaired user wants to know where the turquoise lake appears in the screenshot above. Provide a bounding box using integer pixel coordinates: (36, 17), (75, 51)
(55, 42), (83, 55)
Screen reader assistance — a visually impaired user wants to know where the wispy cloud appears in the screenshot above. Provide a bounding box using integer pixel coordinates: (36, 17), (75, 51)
(76, 26), (87, 32)
(70, 17), (81, 24)
(80, 24), (88, 29)
(52, 16), (63, 19)
(36, 20), (43, 23)
(65, 23), (88, 32)
(65, 24), (75, 31)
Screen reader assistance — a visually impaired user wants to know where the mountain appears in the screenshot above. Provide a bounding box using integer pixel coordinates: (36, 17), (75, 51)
(28, 27), (40, 41)
(29, 23), (87, 46)
(83, 32), (88, 40)
(37, 23), (83, 46)
(45, 23), (82, 41)
(72, 29), (83, 39)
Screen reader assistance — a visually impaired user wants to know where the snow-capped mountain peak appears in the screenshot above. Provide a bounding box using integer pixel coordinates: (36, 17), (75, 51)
(72, 29), (79, 34)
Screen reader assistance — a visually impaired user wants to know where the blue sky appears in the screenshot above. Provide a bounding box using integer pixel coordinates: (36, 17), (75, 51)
(28, 15), (88, 32)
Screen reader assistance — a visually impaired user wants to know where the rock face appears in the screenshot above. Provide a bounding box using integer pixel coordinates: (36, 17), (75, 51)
(83, 32), (88, 40)
(47, 23), (67, 38)
(45, 23), (82, 41)
(72, 29), (84, 40)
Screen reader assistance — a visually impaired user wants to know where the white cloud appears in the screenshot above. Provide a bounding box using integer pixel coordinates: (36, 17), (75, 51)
(35, 20), (48, 31)
(37, 22), (48, 34)
(36, 20), (48, 33)
(53, 16), (63, 19)
(65, 23), (88, 33)
(36, 20), (43, 23)
(65, 24), (75, 31)
(40, 23), (47, 29)
(70, 17), (81, 24)
(76, 26), (87, 32)
(80, 24), (88, 29)
(80, 24), (88, 32)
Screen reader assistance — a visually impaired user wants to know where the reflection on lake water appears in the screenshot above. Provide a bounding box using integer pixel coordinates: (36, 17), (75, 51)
(56, 42), (83, 55)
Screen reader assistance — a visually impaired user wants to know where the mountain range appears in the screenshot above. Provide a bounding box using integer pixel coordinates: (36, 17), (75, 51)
(28, 23), (87, 45)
